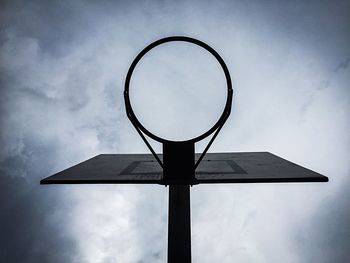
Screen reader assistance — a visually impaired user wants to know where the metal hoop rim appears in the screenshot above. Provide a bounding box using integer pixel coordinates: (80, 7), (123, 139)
(124, 36), (233, 143)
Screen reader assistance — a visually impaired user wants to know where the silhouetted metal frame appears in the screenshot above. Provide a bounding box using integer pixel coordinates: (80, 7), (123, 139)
(124, 36), (233, 168)
(124, 38), (232, 262)
(39, 35), (328, 263)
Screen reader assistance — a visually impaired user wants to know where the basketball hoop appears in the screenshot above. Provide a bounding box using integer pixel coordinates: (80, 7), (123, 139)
(124, 36), (233, 184)
(124, 36), (233, 144)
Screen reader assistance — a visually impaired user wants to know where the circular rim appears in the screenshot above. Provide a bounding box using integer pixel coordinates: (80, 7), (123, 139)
(124, 36), (232, 143)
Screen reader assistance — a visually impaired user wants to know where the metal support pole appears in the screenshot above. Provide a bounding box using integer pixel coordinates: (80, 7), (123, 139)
(168, 185), (191, 263)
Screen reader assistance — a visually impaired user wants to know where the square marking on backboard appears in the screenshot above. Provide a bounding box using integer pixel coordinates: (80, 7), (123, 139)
(120, 159), (247, 175)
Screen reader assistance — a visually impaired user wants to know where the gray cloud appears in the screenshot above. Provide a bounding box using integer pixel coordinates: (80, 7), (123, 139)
(0, 177), (78, 262)
(295, 175), (350, 262)
(1, 0), (349, 262)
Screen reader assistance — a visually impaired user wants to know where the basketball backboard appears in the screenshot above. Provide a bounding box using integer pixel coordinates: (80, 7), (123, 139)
(40, 152), (328, 185)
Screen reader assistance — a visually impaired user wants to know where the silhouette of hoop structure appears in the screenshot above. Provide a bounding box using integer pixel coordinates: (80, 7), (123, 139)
(41, 36), (328, 263)
(124, 36), (233, 144)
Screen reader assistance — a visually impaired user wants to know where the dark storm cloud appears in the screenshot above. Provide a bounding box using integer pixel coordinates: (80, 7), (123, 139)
(294, 175), (350, 262)
(0, 176), (78, 262)
(1, 0), (349, 262)
(0, 0), (127, 55)
(0, 1), (95, 260)
(0, 99), (79, 261)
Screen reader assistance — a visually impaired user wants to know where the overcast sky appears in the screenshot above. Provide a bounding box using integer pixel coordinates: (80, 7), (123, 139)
(1, 0), (349, 262)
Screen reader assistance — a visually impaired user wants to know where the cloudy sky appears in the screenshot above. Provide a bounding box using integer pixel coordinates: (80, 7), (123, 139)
(1, 0), (349, 262)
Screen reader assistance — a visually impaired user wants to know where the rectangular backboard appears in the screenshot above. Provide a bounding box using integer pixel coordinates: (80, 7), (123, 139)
(40, 152), (328, 185)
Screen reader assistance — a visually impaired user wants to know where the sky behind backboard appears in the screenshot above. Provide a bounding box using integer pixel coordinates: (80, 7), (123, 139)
(0, 0), (349, 262)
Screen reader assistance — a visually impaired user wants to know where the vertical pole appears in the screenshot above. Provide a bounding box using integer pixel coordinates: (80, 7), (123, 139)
(168, 185), (191, 263)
